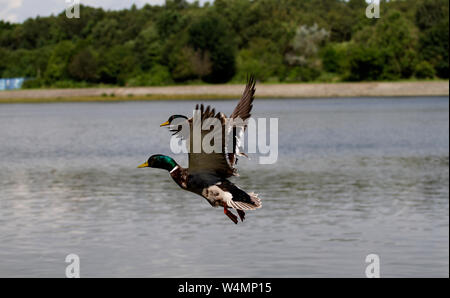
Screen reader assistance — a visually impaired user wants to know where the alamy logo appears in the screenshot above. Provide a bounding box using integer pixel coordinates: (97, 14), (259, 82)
(365, 254), (381, 278)
(66, 0), (80, 19)
(168, 110), (278, 165)
(65, 253), (80, 278)
(366, 0), (380, 19)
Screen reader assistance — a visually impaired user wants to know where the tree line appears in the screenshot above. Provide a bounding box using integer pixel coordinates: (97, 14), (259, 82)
(0, 0), (448, 88)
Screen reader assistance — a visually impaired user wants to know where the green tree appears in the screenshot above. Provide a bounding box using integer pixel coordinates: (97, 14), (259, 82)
(97, 44), (137, 85)
(350, 10), (418, 80)
(321, 43), (347, 74)
(134, 24), (163, 71)
(346, 45), (385, 81)
(415, 0), (448, 30)
(235, 38), (285, 82)
(415, 61), (436, 79)
(419, 19), (449, 78)
(43, 41), (75, 83)
(156, 9), (183, 37)
(416, 0), (449, 78)
(188, 12), (236, 83)
(0, 0), (447, 86)
(91, 18), (122, 47)
(68, 48), (98, 82)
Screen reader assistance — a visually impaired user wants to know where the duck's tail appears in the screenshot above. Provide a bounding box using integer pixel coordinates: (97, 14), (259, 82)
(248, 192), (262, 208)
(223, 192), (261, 224)
(229, 194), (260, 223)
(228, 191), (262, 211)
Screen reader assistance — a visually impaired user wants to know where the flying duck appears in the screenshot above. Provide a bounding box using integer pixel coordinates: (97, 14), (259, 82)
(138, 76), (261, 224)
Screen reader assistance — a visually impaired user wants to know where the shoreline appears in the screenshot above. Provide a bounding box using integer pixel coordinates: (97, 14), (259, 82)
(0, 81), (448, 103)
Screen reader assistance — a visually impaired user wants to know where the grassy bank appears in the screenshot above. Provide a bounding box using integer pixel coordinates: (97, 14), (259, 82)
(0, 81), (448, 104)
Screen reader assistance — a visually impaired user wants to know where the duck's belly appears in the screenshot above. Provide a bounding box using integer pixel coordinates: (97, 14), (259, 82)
(180, 174), (230, 208)
(201, 183), (233, 208)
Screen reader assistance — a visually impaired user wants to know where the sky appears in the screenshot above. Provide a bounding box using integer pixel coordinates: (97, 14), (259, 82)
(0, 0), (212, 23)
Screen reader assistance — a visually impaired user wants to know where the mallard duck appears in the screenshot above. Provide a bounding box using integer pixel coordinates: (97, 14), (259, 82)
(138, 76), (261, 224)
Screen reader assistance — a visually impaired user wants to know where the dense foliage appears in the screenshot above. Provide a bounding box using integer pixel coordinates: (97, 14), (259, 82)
(0, 0), (448, 88)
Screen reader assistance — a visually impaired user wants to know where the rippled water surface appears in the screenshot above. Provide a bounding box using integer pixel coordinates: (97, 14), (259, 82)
(0, 97), (448, 277)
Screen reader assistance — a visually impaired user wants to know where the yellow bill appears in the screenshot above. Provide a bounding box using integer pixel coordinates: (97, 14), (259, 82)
(137, 162), (149, 168)
(160, 121), (170, 127)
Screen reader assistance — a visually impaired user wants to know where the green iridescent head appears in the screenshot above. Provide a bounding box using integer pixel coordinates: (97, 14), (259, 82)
(137, 154), (178, 171)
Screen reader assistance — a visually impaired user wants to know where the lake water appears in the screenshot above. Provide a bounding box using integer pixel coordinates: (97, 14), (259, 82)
(0, 97), (448, 277)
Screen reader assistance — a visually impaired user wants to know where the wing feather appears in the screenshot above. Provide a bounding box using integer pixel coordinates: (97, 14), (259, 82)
(184, 76), (257, 177)
(188, 104), (236, 178)
(230, 75), (256, 121)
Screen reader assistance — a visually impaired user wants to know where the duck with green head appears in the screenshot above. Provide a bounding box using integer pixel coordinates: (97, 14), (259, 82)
(138, 76), (261, 224)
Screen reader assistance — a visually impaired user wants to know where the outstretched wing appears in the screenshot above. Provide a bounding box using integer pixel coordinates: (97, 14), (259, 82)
(230, 75), (256, 121)
(188, 104), (237, 178)
(227, 75), (256, 166)
(181, 76), (257, 177)
(171, 75), (256, 141)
